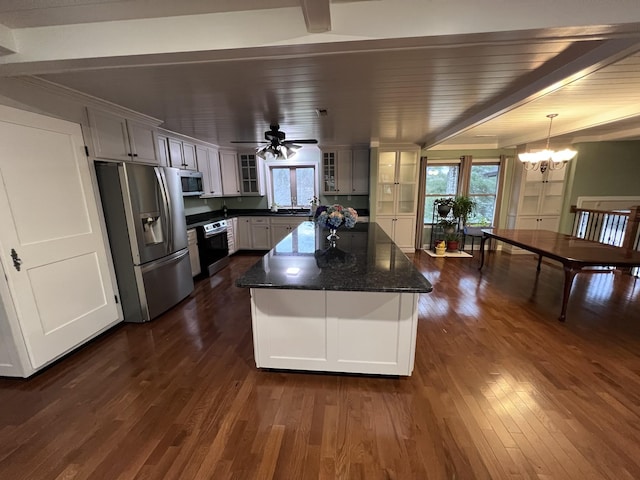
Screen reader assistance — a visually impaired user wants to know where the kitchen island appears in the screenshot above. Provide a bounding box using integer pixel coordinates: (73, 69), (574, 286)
(236, 222), (432, 376)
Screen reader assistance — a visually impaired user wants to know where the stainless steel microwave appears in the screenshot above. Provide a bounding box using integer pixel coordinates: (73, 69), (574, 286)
(179, 170), (204, 196)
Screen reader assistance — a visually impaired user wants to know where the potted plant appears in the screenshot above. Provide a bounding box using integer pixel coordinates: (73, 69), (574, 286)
(434, 197), (454, 217)
(452, 195), (476, 227)
(438, 218), (458, 234)
(445, 232), (460, 252)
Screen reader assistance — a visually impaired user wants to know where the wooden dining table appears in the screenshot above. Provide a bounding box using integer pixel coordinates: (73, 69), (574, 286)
(479, 229), (640, 321)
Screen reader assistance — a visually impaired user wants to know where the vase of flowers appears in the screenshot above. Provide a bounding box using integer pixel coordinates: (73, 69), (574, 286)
(315, 204), (358, 241)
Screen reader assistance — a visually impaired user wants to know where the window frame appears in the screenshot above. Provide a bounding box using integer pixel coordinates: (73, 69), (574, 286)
(265, 158), (319, 210)
(423, 157), (502, 226)
(467, 160), (501, 226)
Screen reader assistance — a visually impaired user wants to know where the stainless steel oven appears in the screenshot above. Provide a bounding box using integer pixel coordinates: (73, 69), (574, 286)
(196, 220), (229, 276)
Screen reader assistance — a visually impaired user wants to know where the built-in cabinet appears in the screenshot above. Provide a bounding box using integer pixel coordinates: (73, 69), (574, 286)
(220, 151), (241, 196)
(197, 145), (223, 197)
(505, 162), (568, 253)
(375, 148), (419, 251)
(168, 138), (197, 170)
(322, 149), (369, 195)
(88, 108), (158, 164)
(239, 153), (265, 195)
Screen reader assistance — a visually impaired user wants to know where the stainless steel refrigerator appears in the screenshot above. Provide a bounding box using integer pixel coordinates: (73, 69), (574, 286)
(96, 162), (194, 322)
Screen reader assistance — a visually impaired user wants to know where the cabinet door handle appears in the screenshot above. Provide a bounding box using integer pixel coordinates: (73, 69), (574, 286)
(133, 153), (138, 157)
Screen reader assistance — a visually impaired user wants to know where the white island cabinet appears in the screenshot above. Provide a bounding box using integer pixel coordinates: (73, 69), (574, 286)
(236, 222), (432, 376)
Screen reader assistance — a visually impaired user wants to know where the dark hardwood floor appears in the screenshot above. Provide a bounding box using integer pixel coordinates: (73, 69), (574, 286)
(1, 250), (640, 479)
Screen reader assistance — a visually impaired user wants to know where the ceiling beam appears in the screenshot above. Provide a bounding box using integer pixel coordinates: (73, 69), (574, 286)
(300, 0), (331, 33)
(423, 37), (640, 149)
(0, 24), (17, 55)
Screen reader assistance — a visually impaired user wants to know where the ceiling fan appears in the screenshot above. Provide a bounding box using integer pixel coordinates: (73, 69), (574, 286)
(231, 124), (318, 159)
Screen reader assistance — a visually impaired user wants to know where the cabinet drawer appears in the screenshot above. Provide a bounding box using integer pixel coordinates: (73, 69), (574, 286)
(251, 217), (269, 225)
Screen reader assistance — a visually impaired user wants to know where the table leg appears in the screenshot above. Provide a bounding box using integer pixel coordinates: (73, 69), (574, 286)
(559, 266), (579, 322)
(537, 255), (542, 271)
(479, 235), (487, 270)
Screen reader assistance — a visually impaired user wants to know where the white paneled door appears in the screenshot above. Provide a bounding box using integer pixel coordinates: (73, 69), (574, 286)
(0, 106), (119, 369)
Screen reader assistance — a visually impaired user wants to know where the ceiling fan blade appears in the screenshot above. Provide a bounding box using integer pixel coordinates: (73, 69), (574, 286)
(230, 140), (268, 144)
(284, 139), (318, 144)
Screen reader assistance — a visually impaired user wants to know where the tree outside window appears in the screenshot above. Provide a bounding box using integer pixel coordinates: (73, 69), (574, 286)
(424, 160), (501, 225)
(424, 165), (459, 223)
(468, 164), (499, 225)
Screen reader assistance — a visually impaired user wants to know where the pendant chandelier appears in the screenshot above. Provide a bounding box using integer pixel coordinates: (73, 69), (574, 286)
(518, 114), (577, 173)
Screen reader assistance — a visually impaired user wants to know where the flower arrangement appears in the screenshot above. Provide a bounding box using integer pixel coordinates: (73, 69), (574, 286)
(315, 204), (358, 229)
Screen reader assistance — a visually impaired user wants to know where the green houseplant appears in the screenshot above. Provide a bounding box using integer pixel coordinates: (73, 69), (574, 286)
(452, 195), (476, 227)
(434, 197), (455, 217)
(437, 218), (457, 234)
(445, 232), (460, 252)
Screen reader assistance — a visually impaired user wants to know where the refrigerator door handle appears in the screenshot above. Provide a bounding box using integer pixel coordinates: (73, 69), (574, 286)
(139, 247), (189, 273)
(155, 167), (173, 253)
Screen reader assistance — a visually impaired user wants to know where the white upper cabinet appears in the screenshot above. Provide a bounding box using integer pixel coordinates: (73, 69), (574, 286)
(88, 108), (158, 164)
(157, 135), (170, 166)
(322, 148), (369, 195)
(220, 150), (241, 196)
(197, 145), (223, 197)
(239, 153), (265, 196)
(351, 149), (370, 194)
(168, 138), (198, 170)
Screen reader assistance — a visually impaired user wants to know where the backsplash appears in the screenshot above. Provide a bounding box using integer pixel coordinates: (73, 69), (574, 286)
(184, 194), (369, 216)
(183, 197), (223, 216)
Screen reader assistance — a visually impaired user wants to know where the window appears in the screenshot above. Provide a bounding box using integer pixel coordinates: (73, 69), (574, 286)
(468, 163), (500, 225)
(424, 158), (501, 225)
(423, 164), (459, 223)
(270, 165), (317, 209)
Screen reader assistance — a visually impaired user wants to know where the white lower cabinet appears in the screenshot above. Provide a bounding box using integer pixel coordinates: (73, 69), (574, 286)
(270, 217), (305, 245)
(227, 217), (238, 255)
(237, 217), (252, 250)
(187, 229), (200, 277)
(376, 216), (416, 252)
(251, 217), (271, 250)
(236, 217), (271, 250)
(504, 215), (561, 254)
(250, 289), (419, 376)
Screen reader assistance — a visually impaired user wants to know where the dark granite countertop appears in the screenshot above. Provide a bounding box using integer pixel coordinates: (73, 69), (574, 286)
(186, 208), (370, 227)
(235, 222), (432, 293)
